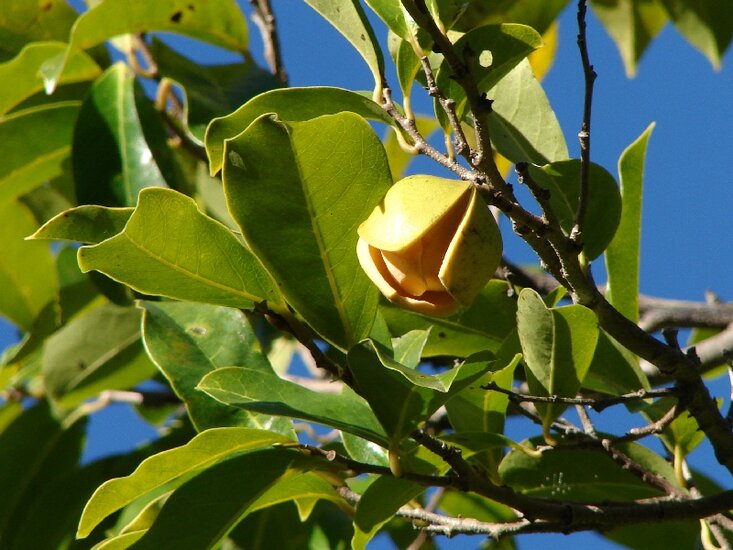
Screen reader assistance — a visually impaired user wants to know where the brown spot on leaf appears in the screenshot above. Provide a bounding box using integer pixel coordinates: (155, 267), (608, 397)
(170, 10), (183, 23)
(41, 2), (53, 11)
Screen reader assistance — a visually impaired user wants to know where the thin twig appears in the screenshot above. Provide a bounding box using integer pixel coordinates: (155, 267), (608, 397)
(618, 402), (680, 442)
(248, 0), (288, 84)
(570, 0), (597, 248)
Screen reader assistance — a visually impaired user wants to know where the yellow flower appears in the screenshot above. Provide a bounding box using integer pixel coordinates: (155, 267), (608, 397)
(357, 175), (502, 316)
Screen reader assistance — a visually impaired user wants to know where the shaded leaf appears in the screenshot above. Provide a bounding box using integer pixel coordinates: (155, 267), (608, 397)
(584, 330), (649, 395)
(347, 340), (494, 445)
(454, 0), (568, 35)
(30, 204), (133, 244)
(488, 59), (568, 165)
(222, 112), (391, 349)
(380, 280), (518, 357)
(0, 200), (58, 330)
(198, 367), (388, 446)
(0, 102), (79, 206)
(140, 300), (294, 435)
(528, 160), (621, 259)
(78, 188), (282, 309)
(303, 0), (384, 95)
(249, 472), (343, 520)
(41, 0), (249, 90)
(78, 427), (295, 538)
(352, 476), (425, 550)
(72, 63), (175, 207)
(0, 0), (78, 61)
(606, 123), (655, 323)
(0, 42), (99, 114)
(42, 303), (156, 409)
(660, 0), (733, 69)
(591, 0), (669, 77)
(206, 86), (396, 175)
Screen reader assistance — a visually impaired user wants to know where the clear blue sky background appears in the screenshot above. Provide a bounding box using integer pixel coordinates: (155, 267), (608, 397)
(1, 2), (732, 549)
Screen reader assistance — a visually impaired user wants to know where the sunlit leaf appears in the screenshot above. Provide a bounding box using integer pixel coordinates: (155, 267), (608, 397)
(222, 112), (391, 349)
(606, 123), (655, 323)
(199, 367), (388, 446)
(30, 204), (133, 244)
(454, 0), (568, 35)
(0, 102), (79, 207)
(140, 300), (294, 435)
(77, 427), (295, 538)
(78, 188), (282, 309)
(206, 86), (396, 175)
(0, 0), (78, 61)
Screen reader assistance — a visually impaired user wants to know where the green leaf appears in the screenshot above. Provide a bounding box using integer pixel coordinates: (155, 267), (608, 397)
(380, 280), (518, 357)
(78, 427), (294, 538)
(660, 0), (733, 70)
(347, 340), (494, 445)
(205, 86), (396, 175)
(0, 0), (78, 61)
(499, 435), (682, 500)
(0, 401), (85, 541)
(140, 300), (294, 435)
(435, 23), (543, 125)
(0, 102), (79, 206)
(352, 476), (425, 550)
(642, 398), (705, 456)
(41, 0), (249, 91)
(249, 472), (343, 521)
(591, 0), (669, 77)
(30, 204), (133, 244)
(391, 329), (431, 370)
(341, 432), (390, 467)
(198, 367), (388, 446)
(78, 188), (281, 309)
(222, 112), (392, 349)
(117, 448), (306, 550)
(72, 63), (176, 207)
(303, 0), (384, 96)
(488, 59), (568, 164)
(42, 303), (156, 409)
(150, 38), (281, 140)
(527, 160), (621, 259)
(584, 330), (649, 395)
(454, 0), (568, 35)
(0, 199), (58, 330)
(517, 289), (599, 430)
(383, 115), (439, 180)
(606, 123), (655, 324)
(387, 32), (422, 117)
(0, 42), (99, 114)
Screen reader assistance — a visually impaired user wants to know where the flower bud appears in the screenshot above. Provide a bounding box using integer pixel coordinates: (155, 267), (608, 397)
(357, 175), (502, 316)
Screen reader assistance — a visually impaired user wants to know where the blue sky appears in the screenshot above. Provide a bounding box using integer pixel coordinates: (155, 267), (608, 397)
(2, 2), (732, 549)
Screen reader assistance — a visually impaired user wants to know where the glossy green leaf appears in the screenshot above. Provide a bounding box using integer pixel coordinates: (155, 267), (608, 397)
(0, 200), (58, 330)
(517, 289), (599, 430)
(198, 367), (388, 446)
(352, 476), (425, 550)
(660, 0), (733, 70)
(528, 160), (621, 259)
(606, 123), (655, 323)
(488, 59), (568, 164)
(119, 448), (306, 550)
(591, 0), (669, 77)
(435, 23), (542, 125)
(0, 0), (78, 61)
(78, 427), (294, 538)
(0, 402), (85, 541)
(206, 87), (396, 175)
(364, 0), (416, 42)
(391, 329), (430, 370)
(347, 340), (494, 445)
(584, 330), (649, 395)
(0, 102), (79, 206)
(30, 204), (133, 244)
(303, 0), (384, 96)
(341, 432), (390, 467)
(42, 303), (155, 408)
(0, 42), (99, 114)
(150, 38), (281, 139)
(222, 112), (391, 349)
(380, 280), (518, 357)
(499, 435), (682, 500)
(72, 63), (175, 207)
(41, 0), (249, 91)
(78, 188), (281, 309)
(140, 300), (294, 435)
(387, 31), (421, 116)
